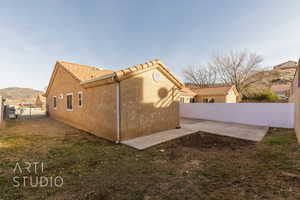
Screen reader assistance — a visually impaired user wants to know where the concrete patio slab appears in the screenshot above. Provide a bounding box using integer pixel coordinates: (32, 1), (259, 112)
(121, 128), (197, 150)
(181, 118), (269, 142)
(122, 118), (269, 150)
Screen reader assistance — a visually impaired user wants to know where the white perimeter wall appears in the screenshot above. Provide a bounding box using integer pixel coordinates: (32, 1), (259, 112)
(180, 103), (295, 128)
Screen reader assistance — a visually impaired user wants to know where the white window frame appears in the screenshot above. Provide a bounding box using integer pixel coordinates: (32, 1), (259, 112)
(78, 91), (83, 108)
(53, 96), (57, 109)
(66, 93), (73, 111)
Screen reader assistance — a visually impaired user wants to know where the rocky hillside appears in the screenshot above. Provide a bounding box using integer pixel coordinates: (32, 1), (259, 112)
(245, 61), (297, 95)
(0, 87), (43, 105)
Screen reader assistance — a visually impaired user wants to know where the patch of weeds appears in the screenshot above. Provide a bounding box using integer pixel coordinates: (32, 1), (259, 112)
(264, 135), (295, 145)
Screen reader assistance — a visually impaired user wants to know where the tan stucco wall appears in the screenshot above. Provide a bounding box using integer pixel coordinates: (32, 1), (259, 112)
(180, 96), (194, 103)
(226, 88), (237, 103)
(290, 69), (300, 143)
(46, 67), (117, 141)
(0, 96), (4, 129)
(195, 95), (226, 103)
(120, 68), (180, 140)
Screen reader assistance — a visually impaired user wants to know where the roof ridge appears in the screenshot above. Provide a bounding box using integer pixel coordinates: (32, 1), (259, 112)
(116, 59), (161, 77)
(57, 61), (102, 71)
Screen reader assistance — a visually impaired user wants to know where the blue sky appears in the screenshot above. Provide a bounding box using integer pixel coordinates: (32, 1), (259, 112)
(0, 0), (299, 90)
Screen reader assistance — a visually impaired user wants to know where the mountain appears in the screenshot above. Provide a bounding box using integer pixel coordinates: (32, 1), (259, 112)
(0, 87), (43, 105)
(245, 61), (297, 96)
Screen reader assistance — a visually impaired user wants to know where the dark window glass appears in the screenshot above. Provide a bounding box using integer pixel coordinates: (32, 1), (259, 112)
(53, 97), (57, 108)
(67, 95), (73, 110)
(78, 93), (82, 107)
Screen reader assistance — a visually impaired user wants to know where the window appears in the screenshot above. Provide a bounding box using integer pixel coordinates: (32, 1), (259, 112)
(190, 98), (195, 103)
(78, 91), (83, 108)
(66, 93), (73, 111)
(203, 98), (215, 103)
(209, 98), (215, 103)
(180, 97), (185, 103)
(53, 96), (57, 109)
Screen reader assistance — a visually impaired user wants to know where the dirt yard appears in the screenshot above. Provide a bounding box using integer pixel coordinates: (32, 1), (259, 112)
(0, 118), (300, 200)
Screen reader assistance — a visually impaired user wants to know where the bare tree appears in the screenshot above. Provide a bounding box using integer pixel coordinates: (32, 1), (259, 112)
(209, 50), (263, 94)
(183, 64), (217, 88)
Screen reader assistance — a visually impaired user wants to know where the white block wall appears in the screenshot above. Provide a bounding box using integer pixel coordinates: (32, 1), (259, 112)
(180, 103), (295, 128)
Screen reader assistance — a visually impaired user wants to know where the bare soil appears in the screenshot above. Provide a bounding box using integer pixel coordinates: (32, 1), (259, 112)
(0, 118), (299, 200)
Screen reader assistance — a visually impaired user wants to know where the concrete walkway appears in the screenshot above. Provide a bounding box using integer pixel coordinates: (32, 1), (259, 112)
(181, 118), (269, 142)
(122, 118), (269, 150)
(121, 128), (196, 150)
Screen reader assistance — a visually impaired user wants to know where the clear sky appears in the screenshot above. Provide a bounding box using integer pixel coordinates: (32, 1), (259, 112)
(0, 0), (299, 90)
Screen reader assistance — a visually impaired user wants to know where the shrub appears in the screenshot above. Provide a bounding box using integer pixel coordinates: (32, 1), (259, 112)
(245, 89), (279, 102)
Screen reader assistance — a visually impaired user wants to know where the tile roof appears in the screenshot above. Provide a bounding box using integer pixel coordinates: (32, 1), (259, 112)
(81, 59), (184, 88)
(180, 87), (197, 96)
(191, 86), (233, 96)
(114, 59), (183, 87)
(58, 61), (114, 82)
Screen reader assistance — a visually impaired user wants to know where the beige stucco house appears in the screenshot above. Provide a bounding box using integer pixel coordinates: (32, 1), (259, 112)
(0, 96), (4, 128)
(179, 87), (196, 103)
(45, 59), (183, 142)
(289, 59), (300, 144)
(180, 85), (240, 103)
(35, 94), (46, 110)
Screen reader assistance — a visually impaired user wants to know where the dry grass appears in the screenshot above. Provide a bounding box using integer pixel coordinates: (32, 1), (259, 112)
(0, 118), (300, 200)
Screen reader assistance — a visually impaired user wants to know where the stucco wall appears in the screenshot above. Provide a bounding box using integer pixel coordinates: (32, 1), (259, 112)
(180, 96), (194, 103)
(226, 88), (237, 103)
(180, 103), (295, 128)
(290, 68), (300, 143)
(47, 66), (117, 141)
(120, 68), (180, 140)
(0, 96), (4, 128)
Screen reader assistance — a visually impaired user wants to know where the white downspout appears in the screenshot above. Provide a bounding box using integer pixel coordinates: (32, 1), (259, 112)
(116, 80), (121, 143)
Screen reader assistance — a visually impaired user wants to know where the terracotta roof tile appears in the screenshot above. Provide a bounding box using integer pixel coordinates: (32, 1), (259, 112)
(58, 61), (114, 82)
(191, 86), (232, 96)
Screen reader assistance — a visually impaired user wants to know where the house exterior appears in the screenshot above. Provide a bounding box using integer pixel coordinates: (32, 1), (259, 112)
(289, 59), (300, 143)
(180, 85), (240, 103)
(179, 87), (196, 103)
(45, 60), (183, 142)
(0, 96), (4, 128)
(35, 94), (46, 110)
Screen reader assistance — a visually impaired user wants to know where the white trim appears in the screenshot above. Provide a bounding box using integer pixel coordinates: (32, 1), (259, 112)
(78, 91), (83, 108)
(53, 96), (57, 110)
(66, 93), (73, 111)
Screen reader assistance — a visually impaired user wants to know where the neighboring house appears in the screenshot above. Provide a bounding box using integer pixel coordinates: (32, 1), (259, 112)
(35, 94), (46, 110)
(289, 59), (300, 144)
(45, 60), (183, 142)
(270, 84), (291, 99)
(188, 85), (240, 103)
(179, 87), (196, 103)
